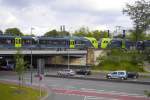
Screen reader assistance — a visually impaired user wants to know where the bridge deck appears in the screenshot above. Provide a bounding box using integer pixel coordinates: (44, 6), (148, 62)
(0, 49), (87, 55)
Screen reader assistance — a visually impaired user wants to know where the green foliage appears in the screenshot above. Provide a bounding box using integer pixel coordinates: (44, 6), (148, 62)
(74, 27), (89, 37)
(102, 31), (109, 38)
(96, 49), (145, 72)
(123, 0), (150, 41)
(15, 49), (27, 86)
(59, 31), (70, 36)
(145, 34), (150, 40)
(144, 90), (150, 97)
(0, 83), (46, 100)
(44, 29), (70, 37)
(73, 27), (110, 40)
(15, 49), (26, 75)
(92, 30), (102, 40)
(127, 30), (148, 41)
(144, 50), (150, 63)
(4, 28), (23, 36)
(44, 29), (58, 37)
(123, 0), (150, 31)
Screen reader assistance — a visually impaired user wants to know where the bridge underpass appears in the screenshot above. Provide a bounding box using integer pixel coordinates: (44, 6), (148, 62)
(0, 49), (104, 73)
(0, 49), (88, 72)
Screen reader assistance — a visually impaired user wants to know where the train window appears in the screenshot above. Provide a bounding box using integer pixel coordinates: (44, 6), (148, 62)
(53, 41), (58, 45)
(48, 40), (52, 44)
(23, 40), (32, 45)
(60, 40), (66, 45)
(75, 41), (80, 44)
(92, 41), (94, 43)
(103, 41), (107, 43)
(7, 40), (10, 44)
(40, 40), (47, 44)
(6, 39), (13, 44)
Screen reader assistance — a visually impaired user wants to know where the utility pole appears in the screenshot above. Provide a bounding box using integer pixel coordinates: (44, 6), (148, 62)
(30, 27), (34, 85)
(68, 48), (70, 69)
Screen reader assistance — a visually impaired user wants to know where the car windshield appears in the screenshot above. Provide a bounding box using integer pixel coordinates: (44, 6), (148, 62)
(64, 69), (71, 71)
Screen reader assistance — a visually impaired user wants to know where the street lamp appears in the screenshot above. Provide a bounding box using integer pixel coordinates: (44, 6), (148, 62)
(68, 48), (70, 69)
(30, 27), (34, 85)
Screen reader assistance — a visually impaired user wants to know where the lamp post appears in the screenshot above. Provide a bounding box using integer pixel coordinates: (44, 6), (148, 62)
(68, 48), (70, 69)
(30, 27), (34, 85)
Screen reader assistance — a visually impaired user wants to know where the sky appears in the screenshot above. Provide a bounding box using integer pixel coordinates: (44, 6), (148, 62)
(0, 0), (137, 36)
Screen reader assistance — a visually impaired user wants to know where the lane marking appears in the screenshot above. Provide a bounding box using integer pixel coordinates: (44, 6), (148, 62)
(51, 88), (149, 100)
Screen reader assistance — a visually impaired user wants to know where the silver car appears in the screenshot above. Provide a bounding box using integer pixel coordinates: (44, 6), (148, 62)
(57, 69), (75, 77)
(106, 70), (128, 80)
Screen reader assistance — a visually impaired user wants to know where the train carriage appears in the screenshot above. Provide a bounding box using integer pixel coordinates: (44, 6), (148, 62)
(0, 35), (37, 49)
(0, 36), (15, 49)
(0, 35), (98, 50)
(108, 38), (134, 49)
(21, 36), (37, 49)
(38, 37), (71, 49)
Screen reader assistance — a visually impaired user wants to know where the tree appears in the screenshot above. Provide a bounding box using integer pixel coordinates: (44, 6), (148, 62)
(58, 31), (70, 37)
(44, 29), (70, 37)
(4, 28), (23, 36)
(73, 27), (90, 37)
(15, 49), (27, 87)
(126, 30), (148, 41)
(123, 0), (150, 41)
(44, 29), (59, 37)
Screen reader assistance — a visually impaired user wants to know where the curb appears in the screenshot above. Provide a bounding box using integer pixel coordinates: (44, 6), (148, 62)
(45, 74), (150, 85)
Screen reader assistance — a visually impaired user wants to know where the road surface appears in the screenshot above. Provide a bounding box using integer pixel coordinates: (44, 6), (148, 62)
(0, 72), (150, 100)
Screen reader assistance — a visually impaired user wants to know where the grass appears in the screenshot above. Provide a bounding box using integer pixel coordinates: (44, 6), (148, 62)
(0, 82), (46, 100)
(92, 62), (145, 72)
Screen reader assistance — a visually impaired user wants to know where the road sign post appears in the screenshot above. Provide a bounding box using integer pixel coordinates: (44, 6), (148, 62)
(38, 74), (43, 99)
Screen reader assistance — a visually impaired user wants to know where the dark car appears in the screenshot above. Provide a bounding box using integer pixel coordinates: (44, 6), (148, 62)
(127, 72), (139, 79)
(76, 69), (91, 75)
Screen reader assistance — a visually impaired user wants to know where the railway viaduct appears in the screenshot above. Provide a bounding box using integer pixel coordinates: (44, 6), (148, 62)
(0, 49), (105, 72)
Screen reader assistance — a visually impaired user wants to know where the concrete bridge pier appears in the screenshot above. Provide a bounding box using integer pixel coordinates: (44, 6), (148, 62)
(37, 58), (45, 75)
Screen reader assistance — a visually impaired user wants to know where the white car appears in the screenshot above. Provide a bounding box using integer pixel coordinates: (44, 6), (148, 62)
(57, 69), (75, 77)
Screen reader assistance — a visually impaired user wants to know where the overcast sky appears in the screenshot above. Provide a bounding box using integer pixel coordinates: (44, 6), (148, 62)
(0, 0), (137, 36)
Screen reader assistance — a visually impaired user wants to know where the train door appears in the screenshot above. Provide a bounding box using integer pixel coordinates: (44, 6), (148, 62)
(70, 39), (75, 49)
(15, 37), (22, 48)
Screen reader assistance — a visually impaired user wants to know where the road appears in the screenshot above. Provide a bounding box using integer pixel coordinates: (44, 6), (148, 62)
(45, 68), (150, 82)
(0, 72), (150, 100)
(44, 77), (150, 100)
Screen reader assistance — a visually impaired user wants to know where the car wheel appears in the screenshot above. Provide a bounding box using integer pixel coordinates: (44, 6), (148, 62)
(107, 76), (111, 79)
(134, 76), (137, 79)
(121, 77), (125, 80)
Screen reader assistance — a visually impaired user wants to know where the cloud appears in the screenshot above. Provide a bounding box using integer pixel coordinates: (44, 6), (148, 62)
(0, 0), (30, 8)
(0, 0), (134, 35)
